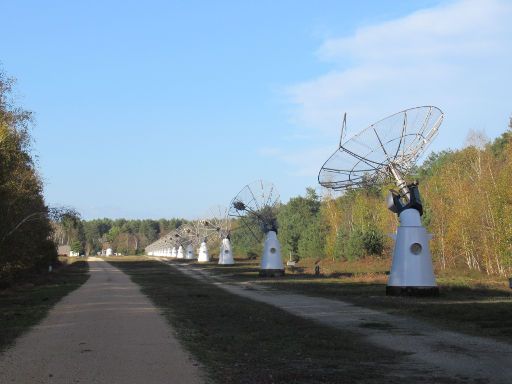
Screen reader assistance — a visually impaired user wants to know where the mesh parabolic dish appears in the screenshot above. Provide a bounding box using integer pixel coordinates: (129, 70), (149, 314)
(177, 224), (197, 246)
(228, 180), (280, 221)
(318, 106), (444, 190)
(229, 180), (280, 238)
(202, 205), (231, 239)
(194, 218), (220, 241)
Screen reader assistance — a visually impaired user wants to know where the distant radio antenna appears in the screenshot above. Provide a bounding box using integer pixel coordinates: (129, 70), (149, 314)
(229, 180), (284, 277)
(202, 206), (234, 265)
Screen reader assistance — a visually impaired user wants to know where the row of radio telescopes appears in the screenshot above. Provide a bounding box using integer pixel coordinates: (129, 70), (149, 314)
(145, 180), (282, 272)
(145, 206), (235, 264)
(146, 106), (444, 296)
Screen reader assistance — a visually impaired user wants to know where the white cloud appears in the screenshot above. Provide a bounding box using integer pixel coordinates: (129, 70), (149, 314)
(286, 0), (512, 149)
(318, 0), (509, 63)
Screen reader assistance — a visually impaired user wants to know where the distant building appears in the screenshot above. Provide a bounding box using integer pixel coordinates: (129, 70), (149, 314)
(58, 245), (71, 256)
(57, 245), (79, 257)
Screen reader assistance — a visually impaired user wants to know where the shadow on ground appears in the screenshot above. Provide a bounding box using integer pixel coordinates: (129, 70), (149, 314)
(193, 260), (512, 344)
(111, 259), (467, 384)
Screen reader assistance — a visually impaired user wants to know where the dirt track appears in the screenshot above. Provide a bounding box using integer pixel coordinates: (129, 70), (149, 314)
(172, 261), (512, 384)
(0, 259), (203, 384)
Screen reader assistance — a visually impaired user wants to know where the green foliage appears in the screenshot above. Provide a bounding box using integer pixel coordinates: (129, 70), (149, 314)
(56, 217), (186, 256)
(70, 240), (82, 253)
(345, 230), (364, 261)
(488, 116), (512, 158)
(106, 226), (121, 243)
(361, 226), (385, 256)
(418, 150), (455, 178)
(332, 229), (347, 260)
(297, 218), (326, 259)
(231, 221), (260, 258)
(82, 220), (101, 254)
(277, 188), (320, 259)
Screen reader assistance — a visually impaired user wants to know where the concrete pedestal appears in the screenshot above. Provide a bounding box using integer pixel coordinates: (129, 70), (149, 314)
(218, 238), (234, 265)
(387, 209), (438, 296)
(185, 244), (195, 260)
(260, 231), (284, 277)
(197, 241), (210, 263)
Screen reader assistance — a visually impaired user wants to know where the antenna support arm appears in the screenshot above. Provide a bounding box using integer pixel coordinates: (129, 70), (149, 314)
(387, 182), (423, 216)
(387, 163), (409, 198)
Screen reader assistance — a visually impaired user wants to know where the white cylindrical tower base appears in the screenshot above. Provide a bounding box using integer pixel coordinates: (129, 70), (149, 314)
(197, 241), (210, 263)
(171, 247), (177, 258)
(218, 238), (234, 265)
(260, 231), (284, 277)
(387, 209), (438, 296)
(177, 245), (185, 259)
(185, 244), (195, 260)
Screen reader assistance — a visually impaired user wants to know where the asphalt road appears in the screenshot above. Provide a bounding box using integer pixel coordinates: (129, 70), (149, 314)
(0, 258), (203, 384)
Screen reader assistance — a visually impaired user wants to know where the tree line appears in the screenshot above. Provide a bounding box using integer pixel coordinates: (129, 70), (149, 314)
(61, 118), (512, 277)
(0, 71), (58, 284)
(55, 218), (186, 256)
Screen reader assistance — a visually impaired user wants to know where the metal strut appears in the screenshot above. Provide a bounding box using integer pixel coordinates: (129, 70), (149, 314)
(387, 163), (410, 200)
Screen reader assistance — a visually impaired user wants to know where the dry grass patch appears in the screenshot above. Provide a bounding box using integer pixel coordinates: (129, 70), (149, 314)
(110, 259), (457, 384)
(193, 258), (512, 343)
(0, 260), (89, 351)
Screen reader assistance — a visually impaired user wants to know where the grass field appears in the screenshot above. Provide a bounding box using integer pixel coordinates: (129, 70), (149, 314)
(109, 258), (462, 384)
(0, 260), (89, 352)
(193, 258), (512, 344)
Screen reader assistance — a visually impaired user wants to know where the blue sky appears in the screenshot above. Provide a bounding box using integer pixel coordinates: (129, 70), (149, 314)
(2, 0), (511, 219)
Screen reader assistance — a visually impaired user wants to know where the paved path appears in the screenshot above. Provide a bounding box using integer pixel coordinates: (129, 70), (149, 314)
(0, 259), (203, 384)
(172, 261), (512, 384)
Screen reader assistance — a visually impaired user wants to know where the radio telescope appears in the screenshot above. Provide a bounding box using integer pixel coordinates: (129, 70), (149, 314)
(229, 180), (283, 277)
(170, 238), (178, 258)
(182, 219), (217, 263)
(177, 224), (199, 260)
(319, 106), (443, 296)
(202, 206), (234, 265)
(171, 228), (189, 259)
(155, 228), (183, 259)
(163, 235), (173, 258)
(145, 230), (177, 258)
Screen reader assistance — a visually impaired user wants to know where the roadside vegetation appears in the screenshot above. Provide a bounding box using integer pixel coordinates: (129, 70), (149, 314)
(0, 260), (89, 351)
(0, 70), (64, 285)
(110, 258), (459, 384)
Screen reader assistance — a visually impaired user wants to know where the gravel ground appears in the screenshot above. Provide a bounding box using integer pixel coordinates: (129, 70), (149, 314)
(0, 258), (203, 384)
(171, 261), (512, 384)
